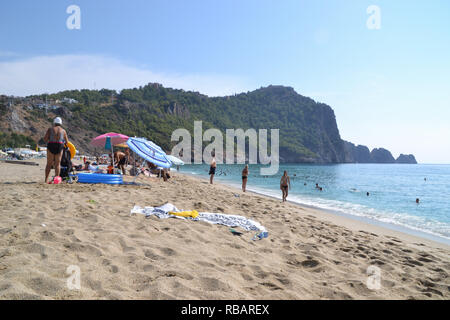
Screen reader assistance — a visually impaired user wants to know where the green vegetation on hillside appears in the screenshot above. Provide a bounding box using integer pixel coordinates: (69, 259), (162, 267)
(0, 132), (37, 149)
(1, 84), (347, 162)
(33, 84), (345, 162)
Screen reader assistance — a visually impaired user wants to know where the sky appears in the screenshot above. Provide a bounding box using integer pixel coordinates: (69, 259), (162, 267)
(0, 0), (449, 163)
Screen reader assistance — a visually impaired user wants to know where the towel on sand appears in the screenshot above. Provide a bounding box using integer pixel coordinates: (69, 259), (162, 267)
(131, 203), (268, 237)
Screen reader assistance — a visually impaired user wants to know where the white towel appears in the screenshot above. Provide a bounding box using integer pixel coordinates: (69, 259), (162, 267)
(130, 203), (267, 234)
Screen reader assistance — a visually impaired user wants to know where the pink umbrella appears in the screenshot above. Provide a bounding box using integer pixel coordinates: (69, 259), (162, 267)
(91, 133), (129, 171)
(91, 133), (129, 148)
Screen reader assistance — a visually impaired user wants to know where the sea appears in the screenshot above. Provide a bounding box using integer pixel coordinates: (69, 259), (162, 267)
(179, 163), (450, 244)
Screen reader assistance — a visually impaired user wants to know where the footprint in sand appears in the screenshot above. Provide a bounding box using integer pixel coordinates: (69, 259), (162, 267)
(241, 273), (253, 281)
(110, 265), (119, 273)
(158, 247), (177, 257)
(199, 277), (229, 292)
(143, 264), (154, 272)
(195, 260), (216, 268)
(26, 277), (64, 297)
(259, 282), (282, 291)
(118, 238), (135, 253)
(418, 256), (434, 263)
(301, 259), (320, 268)
(144, 249), (164, 261)
(25, 243), (48, 259)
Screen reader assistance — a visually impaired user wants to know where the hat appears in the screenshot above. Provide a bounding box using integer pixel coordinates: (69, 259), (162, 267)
(53, 117), (62, 125)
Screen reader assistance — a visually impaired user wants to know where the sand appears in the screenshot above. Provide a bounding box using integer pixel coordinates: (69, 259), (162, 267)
(0, 159), (449, 300)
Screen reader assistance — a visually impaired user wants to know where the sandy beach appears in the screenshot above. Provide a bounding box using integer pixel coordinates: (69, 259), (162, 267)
(0, 159), (449, 300)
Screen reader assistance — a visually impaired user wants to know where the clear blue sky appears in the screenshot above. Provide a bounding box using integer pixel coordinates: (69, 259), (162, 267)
(1, 0), (449, 163)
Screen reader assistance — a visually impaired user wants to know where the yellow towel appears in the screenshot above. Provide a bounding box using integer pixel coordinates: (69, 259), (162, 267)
(169, 210), (199, 219)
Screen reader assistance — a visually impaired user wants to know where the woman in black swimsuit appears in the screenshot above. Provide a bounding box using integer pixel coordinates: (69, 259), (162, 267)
(242, 165), (249, 192)
(280, 171), (291, 202)
(43, 117), (70, 183)
(209, 155), (216, 184)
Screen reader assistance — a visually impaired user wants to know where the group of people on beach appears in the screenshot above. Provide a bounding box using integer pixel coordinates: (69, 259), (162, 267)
(43, 117), (424, 205)
(44, 117), (173, 182)
(208, 155), (291, 202)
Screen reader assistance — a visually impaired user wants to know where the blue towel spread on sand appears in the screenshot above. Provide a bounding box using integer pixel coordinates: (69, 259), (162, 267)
(131, 203), (268, 239)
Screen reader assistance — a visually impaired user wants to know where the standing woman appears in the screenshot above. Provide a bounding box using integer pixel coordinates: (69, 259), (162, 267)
(280, 171), (291, 202)
(209, 154), (216, 184)
(242, 164), (249, 192)
(43, 117), (70, 183)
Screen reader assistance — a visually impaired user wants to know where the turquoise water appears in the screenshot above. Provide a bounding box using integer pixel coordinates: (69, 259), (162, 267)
(180, 163), (450, 242)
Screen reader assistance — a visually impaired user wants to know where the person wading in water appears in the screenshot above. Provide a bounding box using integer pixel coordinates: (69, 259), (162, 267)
(209, 154), (217, 184)
(280, 171), (291, 202)
(242, 164), (249, 192)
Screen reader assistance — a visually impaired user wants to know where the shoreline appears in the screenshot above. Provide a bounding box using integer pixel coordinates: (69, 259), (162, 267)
(177, 170), (450, 250)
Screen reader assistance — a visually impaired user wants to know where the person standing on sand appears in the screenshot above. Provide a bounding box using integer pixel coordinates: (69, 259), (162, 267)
(114, 149), (129, 175)
(280, 171), (291, 202)
(43, 117), (70, 183)
(242, 164), (249, 192)
(209, 154), (216, 184)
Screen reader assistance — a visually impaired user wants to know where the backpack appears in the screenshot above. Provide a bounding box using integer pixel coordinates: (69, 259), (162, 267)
(60, 146), (73, 178)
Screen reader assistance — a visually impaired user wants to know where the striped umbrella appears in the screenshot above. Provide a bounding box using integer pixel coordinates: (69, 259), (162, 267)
(166, 155), (184, 166)
(127, 137), (172, 169)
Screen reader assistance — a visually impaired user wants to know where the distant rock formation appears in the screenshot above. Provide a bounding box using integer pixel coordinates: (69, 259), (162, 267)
(396, 154), (417, 164)
(370, 148), (396, 163)
(344, 141), (372, 163)
(344, 141), (416, 164)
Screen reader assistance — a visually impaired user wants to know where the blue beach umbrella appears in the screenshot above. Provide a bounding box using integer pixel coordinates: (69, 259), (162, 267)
(127, 137), (172, 169)
(166, 154), (184, 166)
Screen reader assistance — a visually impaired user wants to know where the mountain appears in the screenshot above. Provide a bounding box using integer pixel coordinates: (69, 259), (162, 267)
(0, 84), (417, 164)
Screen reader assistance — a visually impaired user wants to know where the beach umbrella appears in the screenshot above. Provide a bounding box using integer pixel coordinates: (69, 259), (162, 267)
(91, 132), (129, 148)
(91, 133), (129, 169)
(166, 155), (184, 166)
(127, 137), (172, 169)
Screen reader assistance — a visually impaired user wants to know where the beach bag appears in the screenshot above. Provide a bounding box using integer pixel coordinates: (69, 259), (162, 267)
(60, 146), (73, 178)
